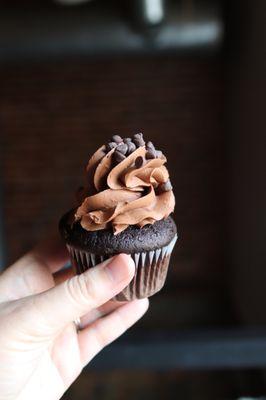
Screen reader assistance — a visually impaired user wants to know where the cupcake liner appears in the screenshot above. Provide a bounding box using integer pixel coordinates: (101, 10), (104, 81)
(66, 234), (177, 301)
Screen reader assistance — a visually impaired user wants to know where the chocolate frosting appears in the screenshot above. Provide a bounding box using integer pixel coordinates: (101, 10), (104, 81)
(75, 141), (175, 234)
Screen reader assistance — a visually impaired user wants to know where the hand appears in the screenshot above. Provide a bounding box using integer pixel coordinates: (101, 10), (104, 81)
(0, 236), (148, 400)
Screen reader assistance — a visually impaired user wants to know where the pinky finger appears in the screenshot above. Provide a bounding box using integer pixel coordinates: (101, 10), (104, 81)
(78, 298), (149, 366)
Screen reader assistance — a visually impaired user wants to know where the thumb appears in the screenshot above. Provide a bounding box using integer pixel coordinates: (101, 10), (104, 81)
(20, 254), (135, 335)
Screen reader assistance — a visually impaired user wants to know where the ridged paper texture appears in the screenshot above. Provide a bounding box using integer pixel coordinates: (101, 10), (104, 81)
(67, 234), (177, 300)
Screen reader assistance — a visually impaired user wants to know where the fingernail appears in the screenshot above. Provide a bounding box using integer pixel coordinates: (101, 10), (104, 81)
(105, 254), (135, 283)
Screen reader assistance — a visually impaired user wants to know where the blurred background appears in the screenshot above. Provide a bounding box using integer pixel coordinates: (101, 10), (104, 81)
(0, 0), (266, 399)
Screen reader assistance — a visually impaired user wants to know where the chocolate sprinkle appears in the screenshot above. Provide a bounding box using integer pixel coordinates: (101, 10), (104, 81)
(114, 151), (126, 163)
(133, 133), (142, 139)
(107, 132), (164, 165)
(127, 142), (136, 154)
(116, 143), (128, 155)
(146, 149), (156, 159)
(146, 141), (155, 151)
(135, 156), (144, 168)
(157, 180), (172, 193)
(112, 134), (123, 143)
(106, 141), (117, 152)
(133, 133), (145, 147)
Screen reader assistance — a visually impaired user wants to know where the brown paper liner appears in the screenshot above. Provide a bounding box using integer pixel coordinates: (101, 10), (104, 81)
(66, 234), (177, 301)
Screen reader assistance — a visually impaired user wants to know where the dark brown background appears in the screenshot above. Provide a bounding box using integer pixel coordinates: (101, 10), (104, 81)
(0, 56), (225, 292)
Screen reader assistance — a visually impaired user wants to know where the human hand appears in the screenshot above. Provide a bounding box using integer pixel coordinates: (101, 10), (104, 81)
(0, 237), (148, 400)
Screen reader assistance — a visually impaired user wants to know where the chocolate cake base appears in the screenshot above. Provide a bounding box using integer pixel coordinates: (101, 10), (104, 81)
(59, 211), (177, 253)
(59, 211), (177, 300)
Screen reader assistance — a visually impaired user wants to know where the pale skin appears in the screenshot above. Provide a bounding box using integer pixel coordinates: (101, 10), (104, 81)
(0, 236), (149, 400)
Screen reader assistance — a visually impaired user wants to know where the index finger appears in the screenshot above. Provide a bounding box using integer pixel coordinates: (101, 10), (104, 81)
(0, 233), (69, 302)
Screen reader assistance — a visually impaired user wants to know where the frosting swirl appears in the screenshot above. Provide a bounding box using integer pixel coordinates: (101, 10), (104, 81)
(75, 138), (175, 234)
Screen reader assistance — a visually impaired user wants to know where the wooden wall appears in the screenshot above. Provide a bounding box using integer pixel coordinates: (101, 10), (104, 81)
(0, 55), (225, 289)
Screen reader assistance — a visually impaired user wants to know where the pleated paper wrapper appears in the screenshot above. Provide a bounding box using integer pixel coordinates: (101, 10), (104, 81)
(67, 234), (177, 301)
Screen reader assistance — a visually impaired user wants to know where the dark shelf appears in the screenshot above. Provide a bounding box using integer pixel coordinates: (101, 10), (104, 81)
(88, 328), (266, 371)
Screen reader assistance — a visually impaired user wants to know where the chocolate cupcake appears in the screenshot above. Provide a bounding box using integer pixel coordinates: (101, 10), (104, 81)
(59, 133), (177, 301)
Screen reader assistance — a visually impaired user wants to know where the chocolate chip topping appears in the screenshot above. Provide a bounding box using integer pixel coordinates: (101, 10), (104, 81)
(133, 133), (145, 147)
(145, 141), (164, 159)
(146, 141), (155, 151)
(163, 180), (172, 191)
(112, 134), (123, 143)
(107, 133), (164, 166)
(157, 180), (172, 194)
(156, 150), (163, 158)
(127, 142), (136, 154)
(106, 141), (117, 152)
(114, 151), (126, 163)
(146, 149), (156, 159)
(116, 143), (128, 155)
(135, 156), (144, 168)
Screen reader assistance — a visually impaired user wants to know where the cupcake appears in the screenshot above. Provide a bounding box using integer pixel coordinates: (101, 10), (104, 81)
(59, 133), (177, 301)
